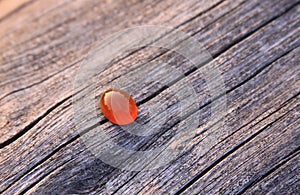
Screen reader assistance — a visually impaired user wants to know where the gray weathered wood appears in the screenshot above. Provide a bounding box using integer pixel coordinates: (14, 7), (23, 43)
(0, 0), (299, 194)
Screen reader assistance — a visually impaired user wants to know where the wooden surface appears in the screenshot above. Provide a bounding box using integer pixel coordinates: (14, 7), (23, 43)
(0, 0), (299, 194)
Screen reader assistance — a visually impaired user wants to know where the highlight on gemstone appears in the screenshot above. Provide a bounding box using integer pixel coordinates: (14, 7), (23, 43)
(99, 89), (138, 125)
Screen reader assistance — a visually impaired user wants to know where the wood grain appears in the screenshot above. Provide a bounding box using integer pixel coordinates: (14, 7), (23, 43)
(0, 0), (299, 194)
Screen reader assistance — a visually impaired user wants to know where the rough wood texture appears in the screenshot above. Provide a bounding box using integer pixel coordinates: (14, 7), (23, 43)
(0, 0), (299, 194)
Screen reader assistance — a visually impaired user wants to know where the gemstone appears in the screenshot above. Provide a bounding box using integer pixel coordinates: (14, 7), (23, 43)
(100, 89), (138, 125)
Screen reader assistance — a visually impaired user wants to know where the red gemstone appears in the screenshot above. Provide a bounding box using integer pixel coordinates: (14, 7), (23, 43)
(100, 89), (138, 125)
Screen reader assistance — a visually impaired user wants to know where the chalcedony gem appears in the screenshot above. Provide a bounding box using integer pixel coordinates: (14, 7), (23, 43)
(100, 89), (138, 125)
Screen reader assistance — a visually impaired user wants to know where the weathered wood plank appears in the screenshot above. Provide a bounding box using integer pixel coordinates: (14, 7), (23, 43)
(0, 0), (222, 145)
(0, 0), (299, 194)
(181, 95), (299, 194)
(105, 46), (300, 195)
(249, 154), (299, 194)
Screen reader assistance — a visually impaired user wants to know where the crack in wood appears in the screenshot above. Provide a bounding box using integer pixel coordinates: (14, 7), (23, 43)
(0, 59), (81, 101)
(0, 0), (227, 148)
(1, 0), (299, 193)
(2, 3), (299, 193)
(173, 92), (300, 194)
(114, 47), (300, 194)
(236, 146), (300, 194)
(0, 94), (72, 149)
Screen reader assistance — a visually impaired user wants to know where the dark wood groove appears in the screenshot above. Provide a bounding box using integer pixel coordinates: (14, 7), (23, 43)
(127, 1), (300, 109)
(112, 47), (299, 194)
(113, 39), (300, 194)
(3, 3), (297, 188)
(236, 146), (300, 194)
(0, 0), (225, 101)
(137, 90), (299, 194)
(1, 0), (299, 193)
(109, 0), (248, 85)
(0, 0), (280, 104)
(0, 59), (81, 101)
(0, 0), (230, 148)
(0, 94), (72, 149)
(0, 134), (80, 193)
(173, 92), (300, 194)
(18, 158), (75, 195)
(0, 20), (280, 194)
